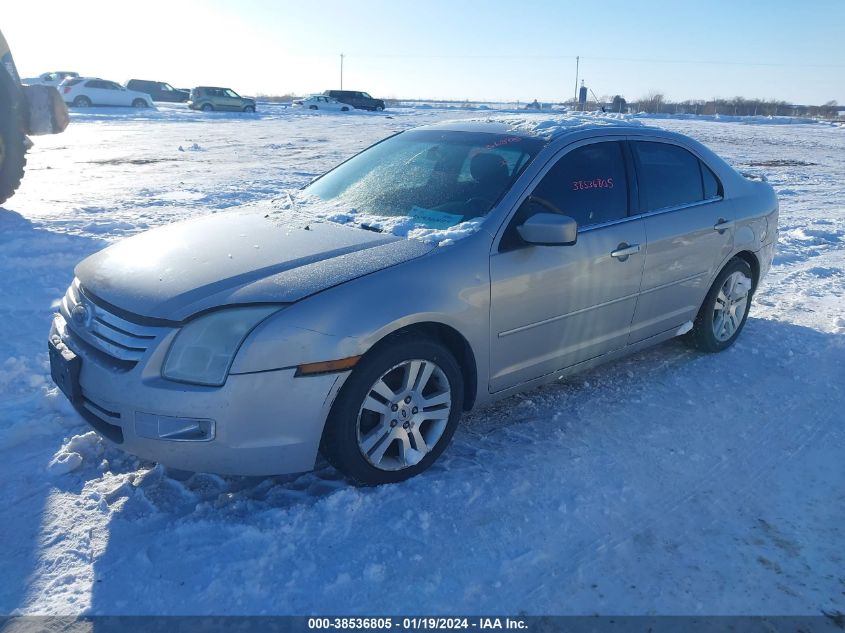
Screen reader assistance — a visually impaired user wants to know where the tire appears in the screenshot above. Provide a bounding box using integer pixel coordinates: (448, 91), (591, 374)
(201, 103), (213, 112)
(308, 105), (318, 110)
(375, 105), (385, 112)
(73, 95), (91, 108)
(341, 106), (349, 112)
(132, 98), (147, 108)
(0, 84), (27, 206)
(686, 257), (754, 352)
(321, 337), (464, 485)
(243, 105), (255, 113)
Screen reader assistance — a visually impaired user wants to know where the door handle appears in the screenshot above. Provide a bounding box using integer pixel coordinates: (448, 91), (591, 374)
(610, 243), (640, 261)
(713, 218), (735, 233)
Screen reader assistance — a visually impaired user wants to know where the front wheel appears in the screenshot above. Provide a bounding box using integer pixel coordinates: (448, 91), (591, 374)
(201, 103), (214, 112)
(0, 107), (27, 206)
(308, 105), (318, 110)
(686, 258), (754, 352)
(321, 337), (464, 485)
(375, 105), (384, 112)
(243, 105), (255, 113)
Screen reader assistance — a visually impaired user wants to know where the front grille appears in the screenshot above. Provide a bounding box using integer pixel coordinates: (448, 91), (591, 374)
(60, 278), (166, 365)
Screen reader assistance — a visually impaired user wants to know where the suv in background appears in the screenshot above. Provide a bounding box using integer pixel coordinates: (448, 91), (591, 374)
(188, 87), (256, 112)
(325, 90), (385, 111)
(126, 79), (189, 103)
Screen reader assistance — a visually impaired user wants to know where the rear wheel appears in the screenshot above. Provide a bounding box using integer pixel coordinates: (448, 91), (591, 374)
(341, 106), (349, 112)
(201, 103), (214, 112)
(73, 95), (91, 108)
(686, 258), (754, 352)
(132, 98), (148, 108)
(321, 337), (464, 485)
(308, 105), (318, 110)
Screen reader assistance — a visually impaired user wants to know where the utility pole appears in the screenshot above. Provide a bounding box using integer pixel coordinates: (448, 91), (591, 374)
(573, 56), (579, 105)
(340, 53), (344, 89)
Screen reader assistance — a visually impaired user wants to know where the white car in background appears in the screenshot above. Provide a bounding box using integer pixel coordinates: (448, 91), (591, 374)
(60, 77), (154, 108)
(21, 71), (79, 86)
(294, 95), (353, 111)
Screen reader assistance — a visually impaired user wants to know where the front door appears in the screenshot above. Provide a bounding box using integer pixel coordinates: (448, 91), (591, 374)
(489, 140), (646, 392)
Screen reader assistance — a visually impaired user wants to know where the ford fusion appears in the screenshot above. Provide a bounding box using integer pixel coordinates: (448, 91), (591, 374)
(49, 117), (778, 484)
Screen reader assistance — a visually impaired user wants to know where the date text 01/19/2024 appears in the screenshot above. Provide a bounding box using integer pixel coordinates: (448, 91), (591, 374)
(307, 618), (529, 630)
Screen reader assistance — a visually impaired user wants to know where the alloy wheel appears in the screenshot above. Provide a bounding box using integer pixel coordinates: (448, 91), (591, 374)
(712, 271), (752, 341)
(356, 359), (451, 471)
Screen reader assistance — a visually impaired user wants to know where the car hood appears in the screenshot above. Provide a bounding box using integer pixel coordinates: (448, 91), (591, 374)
(75, 210), (435, 322)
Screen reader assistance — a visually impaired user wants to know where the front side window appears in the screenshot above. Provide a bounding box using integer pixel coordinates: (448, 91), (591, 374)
(529, 141), (629, 227)
(303, 130), (543, 229)
(225, 89), (239, 98)
(633, 141), (708, 211)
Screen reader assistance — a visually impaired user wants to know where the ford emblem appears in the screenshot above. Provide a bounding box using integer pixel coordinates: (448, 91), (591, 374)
(70, 303), (93, 328)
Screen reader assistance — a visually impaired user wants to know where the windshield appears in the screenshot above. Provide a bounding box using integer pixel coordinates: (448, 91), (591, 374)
(303, 130), (543, 231)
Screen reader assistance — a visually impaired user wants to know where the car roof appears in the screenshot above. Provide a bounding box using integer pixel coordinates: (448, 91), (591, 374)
(416, 114), (656, 143)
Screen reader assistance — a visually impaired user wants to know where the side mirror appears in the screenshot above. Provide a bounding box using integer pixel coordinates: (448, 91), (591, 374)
(517, 212), (578, 246)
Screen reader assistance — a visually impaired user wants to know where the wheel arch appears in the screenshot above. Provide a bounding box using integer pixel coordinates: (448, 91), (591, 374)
(733, 250), (760, 292)
(365, 321), (478, 411)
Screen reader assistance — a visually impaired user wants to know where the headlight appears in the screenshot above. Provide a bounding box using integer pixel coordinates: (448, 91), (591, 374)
(162, 306), (279, 386)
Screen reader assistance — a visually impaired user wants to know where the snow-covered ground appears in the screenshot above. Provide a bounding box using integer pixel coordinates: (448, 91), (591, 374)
(1, 104), (843, 616)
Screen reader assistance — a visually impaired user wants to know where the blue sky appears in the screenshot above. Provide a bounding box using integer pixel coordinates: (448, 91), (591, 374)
(6, 0), (844, 104)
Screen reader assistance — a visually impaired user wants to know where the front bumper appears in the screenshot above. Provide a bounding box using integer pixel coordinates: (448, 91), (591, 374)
(49, 314), (346, 476)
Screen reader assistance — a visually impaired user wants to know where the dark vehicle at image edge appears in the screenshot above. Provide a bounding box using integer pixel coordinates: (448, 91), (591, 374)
(126, 79), (189, 103)
(325, 90), (385, 111)
(0, 29), (68, 204)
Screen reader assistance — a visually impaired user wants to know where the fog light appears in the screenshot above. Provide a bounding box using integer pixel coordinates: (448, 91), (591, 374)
(135, 412), (215, 442)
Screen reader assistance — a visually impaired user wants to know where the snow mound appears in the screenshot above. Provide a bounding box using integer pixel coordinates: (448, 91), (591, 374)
(48, 431), (105, 475)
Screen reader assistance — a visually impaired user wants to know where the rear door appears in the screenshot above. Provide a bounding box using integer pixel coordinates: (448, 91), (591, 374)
(628, 139), (734, 343)
(489, 139), (646, 392)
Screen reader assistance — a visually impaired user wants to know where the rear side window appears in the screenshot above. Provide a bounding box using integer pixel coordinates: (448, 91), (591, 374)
(633, 141), (707, 210)
(701, 161), (722, 199)
(529, 141), (629, 228)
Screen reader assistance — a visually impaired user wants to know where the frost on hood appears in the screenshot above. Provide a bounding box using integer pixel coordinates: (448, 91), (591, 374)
(261, 191), (486, 247)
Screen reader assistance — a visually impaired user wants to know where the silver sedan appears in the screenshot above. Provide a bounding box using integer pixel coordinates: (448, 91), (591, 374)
(49, 118), (778, 484)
